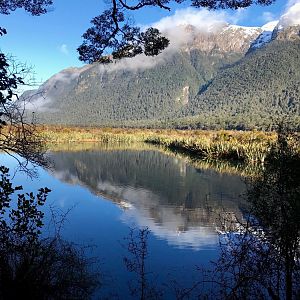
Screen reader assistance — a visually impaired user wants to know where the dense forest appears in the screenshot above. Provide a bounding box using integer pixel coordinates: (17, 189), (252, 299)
(180, 39), (300, 130)
(30, 49), (242, 125)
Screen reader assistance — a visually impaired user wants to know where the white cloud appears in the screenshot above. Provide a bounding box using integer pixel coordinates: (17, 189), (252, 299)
(23, 67), (86, 112)
(152, 8), (228, 32)
(145, 8), (234, 53)
(92, 8), (233, 73)
(278, 0), (300, 27)
(59, 44), (69, 55)
(90, 8), (254, 73)
(287, 0), (300, 6)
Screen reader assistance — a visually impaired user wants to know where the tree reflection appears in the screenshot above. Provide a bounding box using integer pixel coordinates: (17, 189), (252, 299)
(0, 166), (99, 299)
(123, 227), (163, 300)
(213, 127), (300, 300)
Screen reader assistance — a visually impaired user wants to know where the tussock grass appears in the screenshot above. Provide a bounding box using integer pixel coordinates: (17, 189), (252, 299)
(40, 125), (280, 164)
(144, 130), (276, 164)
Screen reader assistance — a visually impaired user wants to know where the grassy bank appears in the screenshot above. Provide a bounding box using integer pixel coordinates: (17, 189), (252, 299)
(40, 126), (279, 164)
(145, 132), (275, 164)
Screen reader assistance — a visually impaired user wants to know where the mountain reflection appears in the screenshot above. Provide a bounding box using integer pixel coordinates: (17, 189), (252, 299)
(48, 147), (246, 249)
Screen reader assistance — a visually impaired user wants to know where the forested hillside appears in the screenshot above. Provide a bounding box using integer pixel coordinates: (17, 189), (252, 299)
(22, 24), (300, 130)
(178, 38), (300, 130)
(28, 49), (243, 125)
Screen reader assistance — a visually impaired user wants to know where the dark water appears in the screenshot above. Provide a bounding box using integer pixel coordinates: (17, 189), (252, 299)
(1, 145), (247, 298)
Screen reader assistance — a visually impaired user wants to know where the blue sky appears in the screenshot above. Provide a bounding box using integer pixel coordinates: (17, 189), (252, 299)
(0, 0), (289, 83)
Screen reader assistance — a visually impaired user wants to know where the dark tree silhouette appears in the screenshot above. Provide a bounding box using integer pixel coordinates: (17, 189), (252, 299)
(208, 127), (300, 300)
(168, 127), (300, 300)
(0, 0), (53, 15)
(0, 31), (47, 170)
(1, 4), (100, 296)
(124, 227), (163, 299)
(0, 166), (99, 299)
(0, 1), (54, 170)
(245, 126), (300, 300)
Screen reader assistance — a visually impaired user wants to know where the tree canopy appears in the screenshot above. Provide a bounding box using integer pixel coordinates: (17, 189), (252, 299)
(0, 0), (53, 15)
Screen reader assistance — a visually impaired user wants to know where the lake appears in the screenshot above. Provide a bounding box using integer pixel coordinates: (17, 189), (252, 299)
(1, 143), (248, 298)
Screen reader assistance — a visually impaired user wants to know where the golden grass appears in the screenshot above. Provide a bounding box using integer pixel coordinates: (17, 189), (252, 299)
(39, 125), (279, 164)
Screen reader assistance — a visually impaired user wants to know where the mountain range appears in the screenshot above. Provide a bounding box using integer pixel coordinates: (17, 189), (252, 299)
(22, 21), (300, 130)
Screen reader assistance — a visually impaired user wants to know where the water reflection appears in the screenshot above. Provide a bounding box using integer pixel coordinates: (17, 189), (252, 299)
(48, 146), (246, 249)
(3, 133), (298, 298)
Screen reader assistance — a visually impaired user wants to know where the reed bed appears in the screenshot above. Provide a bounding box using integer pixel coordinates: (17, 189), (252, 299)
(145, 131), (276, 164)
(40, 125), (279, 164)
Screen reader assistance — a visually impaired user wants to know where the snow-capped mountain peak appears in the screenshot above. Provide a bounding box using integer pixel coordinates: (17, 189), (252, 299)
(261, 20), (279, 32)
(224, 24), (261, 36)
(250, 21), (278, 50)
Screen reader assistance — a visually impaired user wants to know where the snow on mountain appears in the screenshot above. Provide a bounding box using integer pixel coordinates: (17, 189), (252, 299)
(261, 20), (279, 32)
(250, 21), (278, 49)
(224, 25), (261, 36)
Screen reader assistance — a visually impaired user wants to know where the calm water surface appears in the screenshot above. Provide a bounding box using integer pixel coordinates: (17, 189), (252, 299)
(1, 144), (247, 298)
